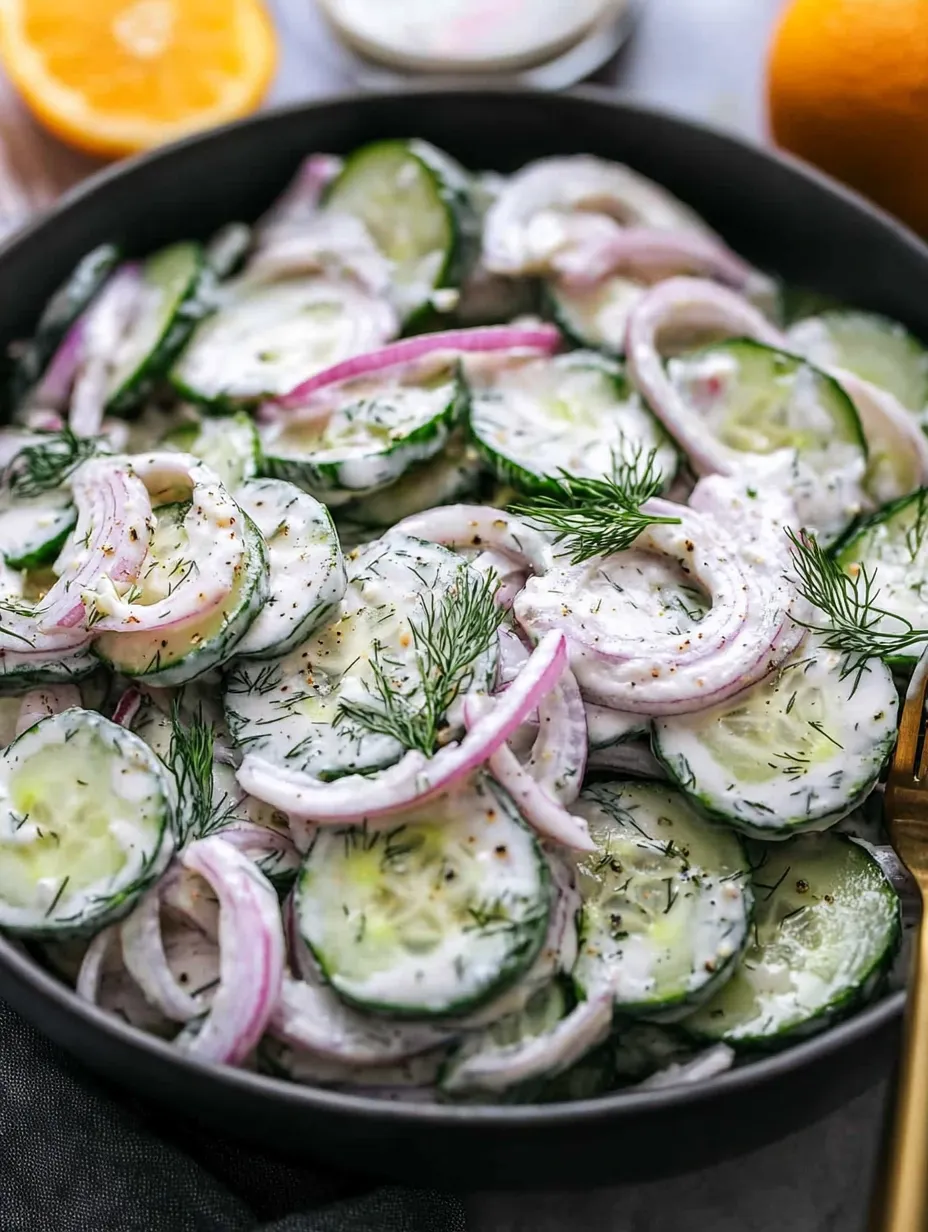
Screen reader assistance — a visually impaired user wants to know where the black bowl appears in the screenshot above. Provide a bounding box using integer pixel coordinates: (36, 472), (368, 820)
(0, 87), (919, 1189)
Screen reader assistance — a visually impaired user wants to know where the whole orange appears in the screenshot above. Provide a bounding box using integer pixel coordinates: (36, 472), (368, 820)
(768, 0), (928, 235)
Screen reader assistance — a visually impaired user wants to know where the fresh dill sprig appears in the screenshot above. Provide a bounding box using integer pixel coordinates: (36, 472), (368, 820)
(787, 527), (928, 681)
(336, 567), (506, 756)
(509, 445), (680, 564)
(167, 700), (238, 846)
(2, 428), (99, 500)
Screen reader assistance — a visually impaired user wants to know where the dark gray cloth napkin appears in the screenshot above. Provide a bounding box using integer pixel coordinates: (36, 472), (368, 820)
(0, 1000), (466, 1232)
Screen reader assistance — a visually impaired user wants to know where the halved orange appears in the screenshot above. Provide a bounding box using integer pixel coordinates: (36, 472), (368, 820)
(0, 0), (277, 158)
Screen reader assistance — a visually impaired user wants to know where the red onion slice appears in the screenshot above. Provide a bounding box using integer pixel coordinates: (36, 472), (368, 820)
(553, 226), (763, 292)
(15, 685), (81, 735)
(483, 155), (714, 276)
(76, 926), (117, 1004)
(464, 694), (593, 853)
(441, 993), (613, 1095)
(517, 477), (805, 715)
(392, 504), (552, 575)
(120, 887), (204, 1023)
(527, 662), (587, 804)
(179, 837), (285, 1066)
(39, 456), (153, 631)
(254, 153), (344, 243)
(112, 686), (142, 728)
(81, 454), (245, 635)
(245, 216), (392, 297)
(68, 264), (143, 439)
(237, 630), (568, 823)
(830, 367), (928, 499)
(272, 324), (561, 412)
(471, 548), (528, 611)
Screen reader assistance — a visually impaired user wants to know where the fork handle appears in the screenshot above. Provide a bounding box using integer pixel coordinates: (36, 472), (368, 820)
(870, 902), (928, 1231)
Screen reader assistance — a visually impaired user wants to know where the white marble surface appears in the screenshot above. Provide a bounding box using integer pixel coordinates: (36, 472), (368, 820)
(470, 1), (891, 1228)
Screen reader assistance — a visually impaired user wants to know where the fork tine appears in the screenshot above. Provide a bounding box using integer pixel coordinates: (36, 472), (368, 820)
(894, 664), (928, 779)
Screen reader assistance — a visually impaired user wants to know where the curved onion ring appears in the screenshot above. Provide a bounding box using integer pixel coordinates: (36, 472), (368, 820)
(237, 630), (568, 823)
(517, 479), (805, 714)
(272, 324), (561, 413)
(245, 216), (392, 298)
(39, 456), (153, 631)
(483, 155), (713, 276)
(254, 152), (343, 243)
(392, 504), (552, 576)
(120, 887), (204, 1023)
(178, 837), (285, 1066)
(553, 226), (764, 292)
(464, 693), (593, 852)
(442, 994), (613, 1095)
(15, 685), (81, 735)
(69, 264), (143, 439)
(81, 453), (246, 635)
(830, 367), (928, 500)
(527, 662), (587, 804)
(471, 548), (528, 611)
(76, 925), (117, 1004)
(112, 686), (142, 728)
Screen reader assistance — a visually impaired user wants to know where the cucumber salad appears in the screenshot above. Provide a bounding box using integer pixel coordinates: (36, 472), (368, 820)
(0, 139), (922, 1106)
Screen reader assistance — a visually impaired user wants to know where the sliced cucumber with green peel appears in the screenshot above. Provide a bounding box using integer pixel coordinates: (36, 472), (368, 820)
(0, 708), (174, 937)
(468, 351), (677, 495)
(653, 636), (899, 838)
(683, 833), (900, 1049)
(788, 310), (928, 419)
(170, 276), (396, 409)
(8, 243), (120, 409)
(669, 338), (866, 460)
(106, 242), (209, 415)
(833, 489), (928, 668)
(336, 431), (484, 531)
(261, 366), (466, 499)
(324, 139), (475, 324)
(161, 411), (261, 491)
(0, 490), (76, 570)
(294, 774), (550, 1018)
(225, 534), (495, 781)
(572, 779), (753, 1020)
(546, 276), (646, 355)
(232, 478), (346, 660)
(93, 501), (269, 686)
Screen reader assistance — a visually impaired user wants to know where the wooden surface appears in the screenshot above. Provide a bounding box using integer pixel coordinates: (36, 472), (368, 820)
(0, 2), (888, 1230)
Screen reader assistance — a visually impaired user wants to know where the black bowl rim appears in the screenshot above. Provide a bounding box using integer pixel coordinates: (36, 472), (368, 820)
(0, 82), (913, 1128)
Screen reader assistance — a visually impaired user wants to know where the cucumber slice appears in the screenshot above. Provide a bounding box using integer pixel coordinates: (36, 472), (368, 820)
(468, 352), (678, 495)
(170, 276), (396, 409)
(833, 488), (928, 668)
(225, 534), (496, 781)
(0, 566), (96, 691)
(0, 490), (76, 570)
(93, 501), (269, 686)
(106, 243), (209, 415)
(546, 276), (646, 355)
(8, 243), (120, 409)
(294, 774), (550, 1017)
(668, 338), (866, 458)
(324, 139), (474, 324)
(0, 708), (174, 937)
(337, 431), (484, 531)
(652, 635), (899, 838)
(683, 833), (900, 1049)
(788, 310), (928, 419)
(161, 411), (261, 491)
(260, 366), (466, 499)
(232, 478), (347, 660)
(668, 339), (867, 540)
(572, 780), (753, 1019)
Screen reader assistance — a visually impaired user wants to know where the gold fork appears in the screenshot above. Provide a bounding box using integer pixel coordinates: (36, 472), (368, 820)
(870, 666), (928, 1231)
